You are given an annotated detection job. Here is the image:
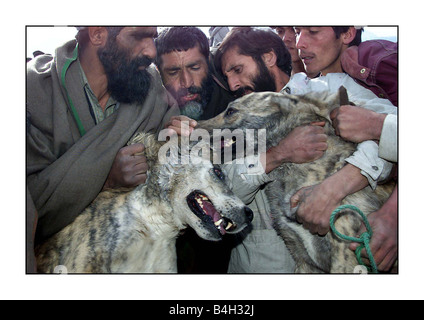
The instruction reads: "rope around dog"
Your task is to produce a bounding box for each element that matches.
[330,204,378,274]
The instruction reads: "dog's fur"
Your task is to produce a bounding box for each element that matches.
[35,133,252,273]
[198,88,395,273]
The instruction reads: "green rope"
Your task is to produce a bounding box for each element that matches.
[60,44,86,137]
[330,204,378,274]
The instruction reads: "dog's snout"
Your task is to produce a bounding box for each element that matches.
[244,207,254,222]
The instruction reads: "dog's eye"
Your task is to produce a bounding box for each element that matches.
[212,166,225,180]
[225,108,238,117]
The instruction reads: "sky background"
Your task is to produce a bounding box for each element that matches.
[26,26,398,58]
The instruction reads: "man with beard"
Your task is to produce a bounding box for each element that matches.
[210,27,329,273]
[155,27,234,121]
[215,27,328,172]
[155,27,236,273]
[26,26,179,258]
[215,27,291,97]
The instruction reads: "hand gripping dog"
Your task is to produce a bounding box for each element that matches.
[198,87,395,273]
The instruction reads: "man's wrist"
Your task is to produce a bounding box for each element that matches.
[324,164,369,201]
[265,146,288,173]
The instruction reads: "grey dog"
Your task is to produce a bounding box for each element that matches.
[35,133,253,273]
[198,88,395,273]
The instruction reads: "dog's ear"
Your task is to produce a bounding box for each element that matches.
[338,86,356,106]
[128,131,162,162]
[338,86,350,106]
[300,86,350,121]
[262,92,296,116]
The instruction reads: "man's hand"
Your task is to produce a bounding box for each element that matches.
[290,182,341,235]
[103,143,148,189]
[330,105,387,143]
[163,115,197,137]
[265,122,328,173]
[350,185,398,272]
[290,164,369,235]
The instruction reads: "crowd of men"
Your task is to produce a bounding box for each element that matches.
[26,26,398,273]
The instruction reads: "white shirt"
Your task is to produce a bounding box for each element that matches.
[282,72,398,188]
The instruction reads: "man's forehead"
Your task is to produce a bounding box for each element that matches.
[222,46,248,69]
[162,46,207,66]
[222,46,241,61]
[121,26,158,37]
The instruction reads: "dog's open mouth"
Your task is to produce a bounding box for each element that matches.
[187,190,237,236]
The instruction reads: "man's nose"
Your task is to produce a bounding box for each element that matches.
[180,70,194,88]
[142,40,157,60]
[227,76,241,92]
[296,32,306,50]
[284,31,295,45]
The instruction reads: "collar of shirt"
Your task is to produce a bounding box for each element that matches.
[78,60,120,124]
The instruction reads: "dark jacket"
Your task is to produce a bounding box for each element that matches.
[341,40,398,106]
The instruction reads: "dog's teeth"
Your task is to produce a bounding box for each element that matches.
[214,219,223,227]
[196,194,209,202]
[225,222,233,230]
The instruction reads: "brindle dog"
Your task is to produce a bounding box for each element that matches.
[198,88,395,273]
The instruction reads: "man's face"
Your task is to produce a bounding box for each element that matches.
[159,46,213,120]
[221,46,276,98]
[159,46,211,107]
[280,27,301,63]
[98,27,158,104]
[295,27,344,76]
[115,27,158,62]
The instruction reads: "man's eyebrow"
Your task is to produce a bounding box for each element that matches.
[164,59,205,71]
[186,59,205,68]
[224,64,239,73]
[164,66,181,72]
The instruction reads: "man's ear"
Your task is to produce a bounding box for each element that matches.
[340,27,357,46]
[261,50,277,68]
[87,27,108,47]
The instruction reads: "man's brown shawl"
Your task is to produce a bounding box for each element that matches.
[26,40,179,240]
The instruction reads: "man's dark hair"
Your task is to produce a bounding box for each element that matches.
[215,27,292,77]
[105,26,125,38]
[155,27,210,69]
[332,26,363,47]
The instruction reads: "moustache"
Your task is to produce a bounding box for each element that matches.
[176,85,202,98]
[234,86,255,98]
